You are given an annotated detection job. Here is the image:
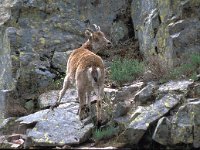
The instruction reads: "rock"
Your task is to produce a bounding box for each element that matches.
[0,27,14,90]
[0,117,17,135]
[152,117,172,145]
[16,50,56,100]
[158,80,194,95]
[118,93,182,144]
[17,102,94,147]
[153,98,200,148]
[38,89,78,109]
[168,18,200,65]
[0,136,15,149]
[112,101,130,118]
[131,0,200,66]
[25,100,35,112]
[0,134,25,149]
[0,90,6,121]
[106,82,144,103]
[0,89,27,118]
[188,82,200,98]
[110,20,129,45]
[134,82,158,105]
[171,98,200,148]
[52,51,72,73]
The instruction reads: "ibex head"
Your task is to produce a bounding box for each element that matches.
[85,24,112,52]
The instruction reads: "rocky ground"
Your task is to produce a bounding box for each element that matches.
[1,78,200,149]
[0,0,200,149]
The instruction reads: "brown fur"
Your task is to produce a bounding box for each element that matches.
[52,25,111,123]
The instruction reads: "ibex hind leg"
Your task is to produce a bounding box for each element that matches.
[96,86,104,128]
[51,75,72,110]
[77,91,89,120]
[86,91,92,117]
[76,81,89,120]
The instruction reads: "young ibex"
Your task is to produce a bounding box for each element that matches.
[51,24,112,124]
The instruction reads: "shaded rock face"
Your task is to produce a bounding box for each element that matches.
[131,0,200,66]
[153,98,200,148]
[0,0,133,116]
[117,93,182,144]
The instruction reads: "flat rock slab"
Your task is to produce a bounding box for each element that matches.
[118,93,182,144]
[38,89,78,109]
[158,80,193,94]
[16,102,94,147]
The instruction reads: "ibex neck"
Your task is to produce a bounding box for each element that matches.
[81,40,93,51]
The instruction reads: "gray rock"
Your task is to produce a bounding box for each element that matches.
[153,98,200,148]
[188,82,200,98]
[17,102,94,147]
[0,117,17,135]
[134,82,158,104]
[194,125,200,148]
[131,0,200,67]
[0,134,26,149]
[107,82,144,103]
[52,51,72,73]
[158,80,193,94]
[25,100,34,111]
[152,117,172,145]
[0,90,6,121]
[0,27,15,90]
[110,21,129,45]
[38,89,78,109]
[168,19,200,65]
[118,93,182,144]
[112,101,130,118]
[0,89,27,118]
[171,98,200,147]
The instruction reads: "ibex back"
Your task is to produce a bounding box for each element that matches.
[52,24,112,124]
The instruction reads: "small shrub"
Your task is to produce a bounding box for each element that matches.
[146,53,200,82]
[93,125,117,141]
[145,55,169,81]
[110,58,144,85]
[168,53,200,80]
[190,53,200,66]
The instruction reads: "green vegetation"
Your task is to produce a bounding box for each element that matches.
[93,125,118,141]
[109,53,200,85]
[167,53,200,80]
[110,58,144,85]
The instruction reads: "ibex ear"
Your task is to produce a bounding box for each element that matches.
[85,29,93,39]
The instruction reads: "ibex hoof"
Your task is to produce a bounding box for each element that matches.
[96,120,102,129]
[50,102,59,110]
[79,105,90,120]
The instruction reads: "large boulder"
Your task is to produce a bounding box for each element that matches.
[38,89,78,109]
[153,98,200,148]
[104,82,144,103]
[117,93,182,144]
[158,80,194,95]
[17,102,94,147]
[134,82,158,105]
[131,0,200,66]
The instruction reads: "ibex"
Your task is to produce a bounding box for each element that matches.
[51,24,112,124]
